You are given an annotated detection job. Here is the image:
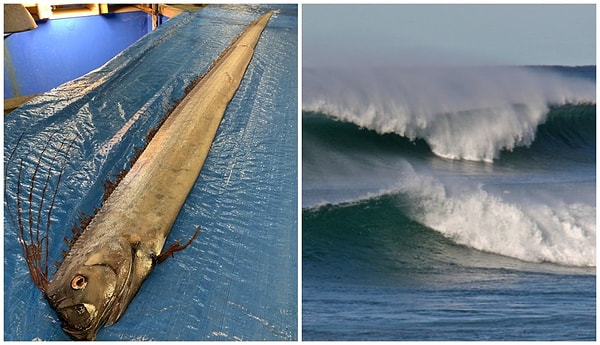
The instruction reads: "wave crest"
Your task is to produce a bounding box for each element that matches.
[402,174,596,266]
[303,66,595,162]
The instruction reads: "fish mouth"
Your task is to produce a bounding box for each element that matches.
[56,303,101,340]
[61,324,97,341]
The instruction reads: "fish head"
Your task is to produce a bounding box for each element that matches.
[45,237,135,340]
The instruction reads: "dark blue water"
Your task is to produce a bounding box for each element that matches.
[302,65,595,340]
[4,4,297,340]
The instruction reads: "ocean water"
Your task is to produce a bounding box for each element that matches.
[4,4,297,340]
[302,65,595,340]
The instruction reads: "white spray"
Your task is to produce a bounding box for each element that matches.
[396,169,596,267]
[303,66,595,162]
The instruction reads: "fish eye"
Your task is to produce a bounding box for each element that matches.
[70,275,87,290]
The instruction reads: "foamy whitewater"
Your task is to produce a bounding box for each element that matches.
[303,65,595,267]
[303,65,595,340]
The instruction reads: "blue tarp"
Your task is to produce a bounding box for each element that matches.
[4,4,298,340]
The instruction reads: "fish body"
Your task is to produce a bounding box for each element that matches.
[44,11,273,340]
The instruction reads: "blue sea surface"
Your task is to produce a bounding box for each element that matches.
[4,4,297,341]
[302,65,595,340]
[304,251,595,340]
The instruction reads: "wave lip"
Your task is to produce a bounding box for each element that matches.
[303,66,595,162]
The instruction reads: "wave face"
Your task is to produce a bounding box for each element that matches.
[303,65,595,268]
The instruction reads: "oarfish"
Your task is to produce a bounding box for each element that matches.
[42,11,273,340]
